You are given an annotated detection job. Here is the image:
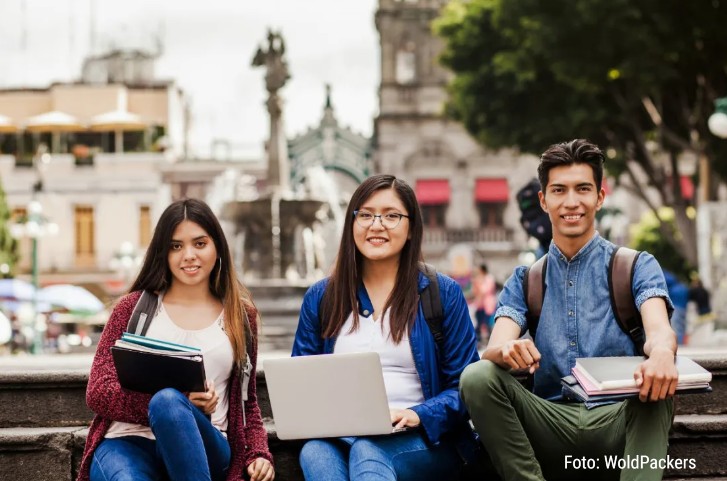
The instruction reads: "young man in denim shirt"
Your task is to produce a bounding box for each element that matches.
[460,139,678,481]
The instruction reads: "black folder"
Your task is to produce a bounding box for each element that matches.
[111,345,206,394]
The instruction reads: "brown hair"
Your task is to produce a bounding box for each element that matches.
[129,198,252,362]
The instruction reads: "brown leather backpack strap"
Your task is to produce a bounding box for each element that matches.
[523,254,547,338]
[608,247,644,353]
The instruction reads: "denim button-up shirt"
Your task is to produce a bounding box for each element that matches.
[292,271,479,444]
[495,233,673,401]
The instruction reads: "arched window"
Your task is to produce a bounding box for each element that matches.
[395,41,417,84]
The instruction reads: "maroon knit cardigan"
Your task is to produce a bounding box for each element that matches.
[77,291,273,481]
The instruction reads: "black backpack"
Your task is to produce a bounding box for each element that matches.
[418,263,445,351]
[523,247,645,354]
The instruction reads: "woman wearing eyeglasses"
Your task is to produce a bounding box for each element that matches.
[292,174,479,481]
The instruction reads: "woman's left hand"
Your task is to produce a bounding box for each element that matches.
[188,380,219,415]
[247,457,274,481]
[390,408,420,429]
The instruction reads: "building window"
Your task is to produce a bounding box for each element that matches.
[477,203,506,227]
[475,178,509,227]
[416,179,450,228]
[139,205,152,247]
[75,205,95,267]
[396,41,417,84]
[421,204,447,228]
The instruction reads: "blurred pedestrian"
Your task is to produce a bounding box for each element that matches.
[471,263,497,343]
[664,271,688,345]
[688,277,714,322]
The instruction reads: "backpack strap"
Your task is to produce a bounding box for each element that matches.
[127,290,161,335]
[418,262,445,351]
[608,247,644,354]
[523,254,547,339]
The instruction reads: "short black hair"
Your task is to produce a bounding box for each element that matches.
[537,139,604,193]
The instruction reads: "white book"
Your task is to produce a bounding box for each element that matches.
[574,356,712,391]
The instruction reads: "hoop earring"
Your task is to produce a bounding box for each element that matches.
[215,257,223,290]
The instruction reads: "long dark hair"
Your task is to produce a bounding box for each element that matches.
[129,198,253,362]
[321,175,424,344]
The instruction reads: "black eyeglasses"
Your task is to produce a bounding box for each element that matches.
[353,210,410,229]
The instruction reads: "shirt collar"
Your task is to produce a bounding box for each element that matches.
[549,231,601,263]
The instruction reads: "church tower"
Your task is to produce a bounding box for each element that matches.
[373,0,535,276]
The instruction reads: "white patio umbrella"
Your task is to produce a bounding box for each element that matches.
[25,111,86,152]
[90,110,146,153]
[0,114,17,133]
[39,284,105,315]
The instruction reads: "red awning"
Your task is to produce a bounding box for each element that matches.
[475,178,509,202]
[416,179,450,205]
[680,175,694,200]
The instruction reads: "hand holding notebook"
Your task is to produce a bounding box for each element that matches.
[564,355,711,404]
[111,333,206,394]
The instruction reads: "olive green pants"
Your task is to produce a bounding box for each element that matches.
[460,360,673,481]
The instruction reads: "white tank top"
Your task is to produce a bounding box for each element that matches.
[105,299,233,440]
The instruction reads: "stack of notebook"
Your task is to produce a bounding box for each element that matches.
[111,333,206,394]
[562,355,712,403]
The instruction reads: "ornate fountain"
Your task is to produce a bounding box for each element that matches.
[221,31,328,348]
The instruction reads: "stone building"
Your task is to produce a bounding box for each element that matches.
[373,0,538,281]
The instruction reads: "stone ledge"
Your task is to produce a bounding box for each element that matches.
[2,413,726,481]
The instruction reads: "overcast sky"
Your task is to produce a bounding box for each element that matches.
[0,0,380,158]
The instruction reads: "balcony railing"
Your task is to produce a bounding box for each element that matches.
[423,226,514,246]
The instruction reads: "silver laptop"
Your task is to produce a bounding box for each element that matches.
[264,352,398,440]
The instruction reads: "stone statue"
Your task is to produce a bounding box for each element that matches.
[252,29,290,94]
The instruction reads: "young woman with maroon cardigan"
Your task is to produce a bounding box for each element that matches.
[77,199,274,481]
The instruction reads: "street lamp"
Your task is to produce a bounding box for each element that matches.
[9,200,58,353]
[109,241,142,291]
[707,97,727,139]
[697,97,727,205]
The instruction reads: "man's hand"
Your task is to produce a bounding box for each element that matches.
[247,457,274,481]
[501,339,541,373]
[188,380,219,415]
[634,347,678,402]
[390,408,420,429]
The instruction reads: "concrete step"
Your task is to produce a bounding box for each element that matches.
[1,415,725,481]
[2,356,725,429]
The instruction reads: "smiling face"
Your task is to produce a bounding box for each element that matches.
[538,163,604,250]
[353,188,410,265]
[167,220,218,290]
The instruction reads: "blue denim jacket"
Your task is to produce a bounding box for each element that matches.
[495,233,674,401]
[292,271,479,445]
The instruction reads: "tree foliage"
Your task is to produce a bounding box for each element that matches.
[630,208,693,281]
[435,0,727,267]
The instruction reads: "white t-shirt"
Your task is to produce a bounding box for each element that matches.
[333,308,424,410]
[105,298,234,439]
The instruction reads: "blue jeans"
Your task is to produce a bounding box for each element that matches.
[90,388,230,481]
[299,430,462,481]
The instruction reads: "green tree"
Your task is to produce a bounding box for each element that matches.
[0,176,18,277]
[629,208,692,281]
[435,0,727,268]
